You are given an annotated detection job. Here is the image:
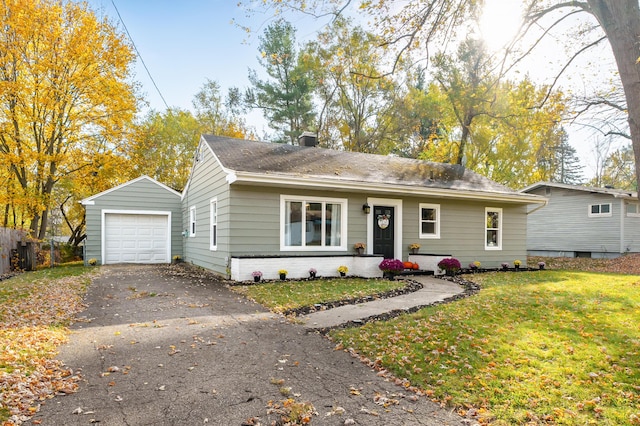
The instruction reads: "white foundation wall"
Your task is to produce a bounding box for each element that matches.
[408,254,452,276]
[231,256,385,281]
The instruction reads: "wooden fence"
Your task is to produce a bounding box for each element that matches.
[0,228,30,274]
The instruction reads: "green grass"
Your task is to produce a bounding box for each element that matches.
[330,271,640,425]
[0,262,91,304]
[231,277,407,313]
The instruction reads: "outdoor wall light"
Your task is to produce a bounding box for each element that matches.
[362,203,371,214]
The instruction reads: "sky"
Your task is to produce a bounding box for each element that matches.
[87,0,623,179]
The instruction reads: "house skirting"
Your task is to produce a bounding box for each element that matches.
[230,255,384,281]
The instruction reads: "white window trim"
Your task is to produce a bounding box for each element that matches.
[485,207,502,250]
[588,203,612,218]
[189,206,196,237]
[280,194,348,251]
[419,203,440,239]
[210,198,217,250]
[626,202,640,217]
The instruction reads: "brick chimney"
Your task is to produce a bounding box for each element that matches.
[298,132,318,147]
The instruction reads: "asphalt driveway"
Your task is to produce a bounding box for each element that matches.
[30,264,466,426]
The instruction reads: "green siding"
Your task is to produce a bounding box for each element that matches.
[84,177,182,265]
[182,141,231,275]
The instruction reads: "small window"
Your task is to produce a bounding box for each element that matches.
[419,203,440,238]
[189,206,196,237]
[485,207,502,250]
[589,203,612,217]
[627,202,640,217]
[210,199,217,250]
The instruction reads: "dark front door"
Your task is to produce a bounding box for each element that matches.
[373,205,395,259]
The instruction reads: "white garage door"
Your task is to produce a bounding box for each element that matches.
[104,213,170,264]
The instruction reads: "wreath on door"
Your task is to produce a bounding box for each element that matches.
[377,214,390,229]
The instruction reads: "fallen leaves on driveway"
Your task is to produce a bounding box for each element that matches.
[1,273,91,425]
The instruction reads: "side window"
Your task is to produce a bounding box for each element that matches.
[485,207,502,250]
[189,206,196,237]
[210,199,217,250]
[628,203,640,217]
[419,203,440,238]
[589,203,612,217]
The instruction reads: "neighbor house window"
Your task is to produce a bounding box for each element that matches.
[627,202,640,217]
[419,203,440,238]
[281,195,346,250]
[485,207,502,250]
[589,203,611,217]
[189,206,196,237]
[210,199,217,250]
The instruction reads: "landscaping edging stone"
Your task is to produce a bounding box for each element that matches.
[283,279,424,317]
[311,275,481,334]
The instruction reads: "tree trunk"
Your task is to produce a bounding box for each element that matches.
[587,0,640,194]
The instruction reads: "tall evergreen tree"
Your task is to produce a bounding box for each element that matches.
[549,130,584,185]
[245,20,315,144]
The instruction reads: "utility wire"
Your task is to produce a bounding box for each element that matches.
[111,0,170,110]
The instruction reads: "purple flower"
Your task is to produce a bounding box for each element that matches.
[251,271,263,277]
[437,258,461,272]
[378,258,405,272]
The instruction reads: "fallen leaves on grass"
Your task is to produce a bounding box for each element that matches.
[0,273,91,425]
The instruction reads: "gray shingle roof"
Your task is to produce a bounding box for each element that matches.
[203,135,519,195]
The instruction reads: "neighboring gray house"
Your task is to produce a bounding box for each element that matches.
[81,176,183,264]
[83,135,545,280]
[521,181,640,258]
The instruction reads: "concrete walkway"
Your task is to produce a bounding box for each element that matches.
[302,275,465,330]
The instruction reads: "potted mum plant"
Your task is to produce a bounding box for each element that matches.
[408,243,421,254]
[278,269,288,280]
[514,259,522,270]
[468,261,481,272]
[337,265,348,277]
[538,261,546,270]
[353,242,365,256]
[378,258,404,279]
[309,268,317,279]
[437,257,461,276]
[251,271,262,282]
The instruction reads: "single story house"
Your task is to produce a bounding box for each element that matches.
[82,135,545,280]
[520,181,640,258]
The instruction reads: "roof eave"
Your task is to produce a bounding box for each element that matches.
[228,172,546,204]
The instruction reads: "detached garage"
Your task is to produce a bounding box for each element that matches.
[82,176,183,265]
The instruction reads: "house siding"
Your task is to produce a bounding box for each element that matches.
[526,187,622,256]
[193,184,528,270]
[623,200,640,253]
[403,197,527,267]
[84,178,182,265]
[182,142,230,275]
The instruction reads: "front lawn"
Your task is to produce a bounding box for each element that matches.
[231,277,407,313]
[330,271,640,425]
[0,264,93,423]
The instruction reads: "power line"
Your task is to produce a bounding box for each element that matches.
[111,0,170,110]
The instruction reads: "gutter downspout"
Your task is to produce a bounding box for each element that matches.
[526,198,549,215]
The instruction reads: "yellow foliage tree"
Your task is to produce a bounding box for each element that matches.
[0,0,137,239]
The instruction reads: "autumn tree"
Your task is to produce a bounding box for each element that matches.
[0,0,137,239]
[241,1,640,191]
[245,19,315,144]
[129,80,249,191]
[301,18,405,153]
[193,79,248,138]
[128,109,203,191]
